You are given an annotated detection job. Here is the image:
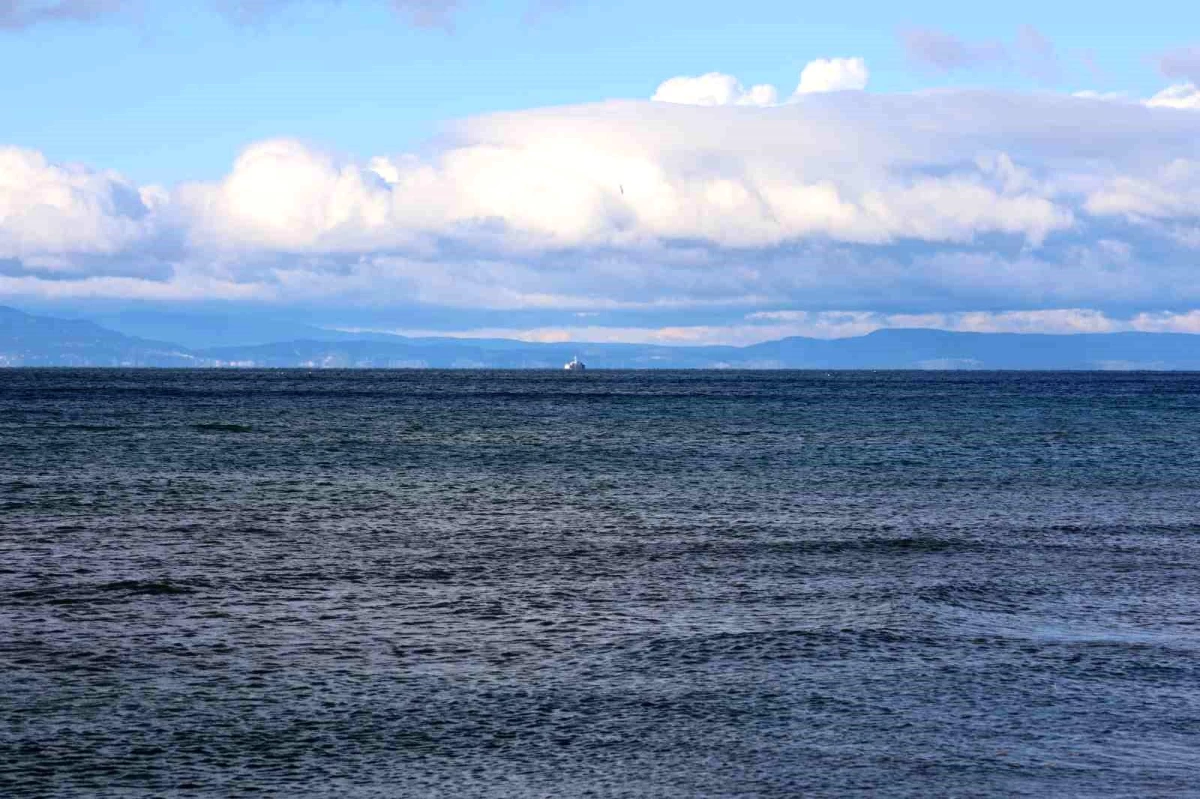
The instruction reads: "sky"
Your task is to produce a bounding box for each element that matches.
[2,0,1200,344]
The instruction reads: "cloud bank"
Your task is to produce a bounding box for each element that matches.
[3,88,1200,328]
[350,309,1200,347]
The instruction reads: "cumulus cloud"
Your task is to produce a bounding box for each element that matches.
[1146,83,1200,110]
[0,146,164,264]
[4,90,1200,319]
[176,139,410,252]
[794,58,869,94]
[180,103,1072,254]
[653,57,868,108]
[651,73,778,107]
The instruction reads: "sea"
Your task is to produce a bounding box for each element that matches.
[2,369,1198,798]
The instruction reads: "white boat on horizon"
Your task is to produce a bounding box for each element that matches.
[564,356,586,371]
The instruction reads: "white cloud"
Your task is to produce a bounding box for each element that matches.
[177,139,408,252]
[201,135,1064,252]
[345,323,759,345]
[794,57,869,95]
[0,146,164,264]
[0,270,268,301]
[1074,84,1199,111]
[652,56,867,108]
[175,94,1070,255]
[4,89,1200,316]
[1085,159,1200,219]
[1072,90,1130,102]
[347,308,1200,346]
[736,307,1200,340]
[1146,83,1200,110]
[1128,310,1200,333]
[651,72,778,107]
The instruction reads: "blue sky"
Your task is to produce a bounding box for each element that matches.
[2,0,1200,342]
[3,0,1195,182]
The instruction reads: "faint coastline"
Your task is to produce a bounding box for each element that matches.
[2,305,1200,370]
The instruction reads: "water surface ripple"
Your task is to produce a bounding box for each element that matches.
[2,370,1199,797]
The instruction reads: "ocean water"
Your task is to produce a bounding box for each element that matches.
[2,369,1199,798]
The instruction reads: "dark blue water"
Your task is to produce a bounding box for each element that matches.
[2,370,1199,797]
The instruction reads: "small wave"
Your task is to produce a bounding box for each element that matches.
[854,536,966,554]
[398,568,456,581]
[685,536,979,558]
[916,582,1035,612]
[45,424,123,432]
[5,578,196,605]
[192,423,253,433]
[96,579,194,596]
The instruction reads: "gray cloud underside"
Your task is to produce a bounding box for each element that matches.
[1160,45,1200,83]
[901,25,1060,81]
[2,90,1200,315]
[213,0,460,28]
[901,27,1008,71]
[0,0,122,29]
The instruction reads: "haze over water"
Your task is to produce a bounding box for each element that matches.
[2,369,1199,797]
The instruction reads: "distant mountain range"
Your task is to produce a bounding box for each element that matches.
[2,305,1198,369]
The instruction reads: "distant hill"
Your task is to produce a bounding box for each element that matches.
[79,309,368,349]
[0,306,199,367]
[741,328,1200,370]
[1,305,1198,369]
